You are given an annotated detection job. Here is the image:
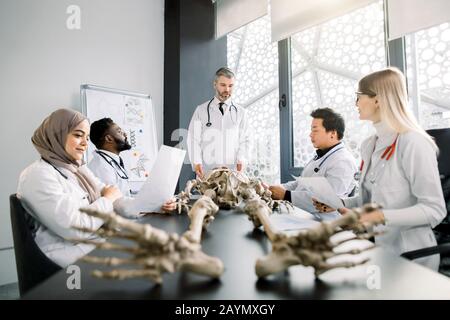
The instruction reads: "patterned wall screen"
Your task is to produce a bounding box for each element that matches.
[291,1,386,167]
[227,1,449,186]
[406,22,450,130]
[228,15,280,184]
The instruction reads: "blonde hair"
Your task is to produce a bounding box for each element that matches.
[358,67,436,149]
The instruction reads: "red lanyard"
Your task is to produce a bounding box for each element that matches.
[359,135,399,171]
[381,135,399,160]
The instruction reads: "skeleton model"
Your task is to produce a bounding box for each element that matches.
[75,168,383,283]
[240,187,382,277]
[175,168,292,213]
[74,196,223,284]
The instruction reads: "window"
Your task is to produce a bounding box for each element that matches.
[228,15,280,184]
[291,1,386,167]
[405,22,450,129]
[227,1,447,184]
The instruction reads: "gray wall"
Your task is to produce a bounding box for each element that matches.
[0,0,164,285]
[164,0,227,190]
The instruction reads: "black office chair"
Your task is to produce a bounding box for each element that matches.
[401,128,450,276]
[9,194,62,296]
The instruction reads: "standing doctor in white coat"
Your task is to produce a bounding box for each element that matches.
[315,68,446,270]
[187,67,250,178]
[269,108,358,217]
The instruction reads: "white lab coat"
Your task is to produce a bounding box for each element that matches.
[17,159,139,267]
[343,124,446,269]
[283,143,358,219]
[88,149,131,197]
[187,97,250,172]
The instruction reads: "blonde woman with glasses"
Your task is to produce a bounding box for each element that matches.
[315,67,446,270]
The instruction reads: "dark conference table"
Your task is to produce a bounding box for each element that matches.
[24,209,450,299]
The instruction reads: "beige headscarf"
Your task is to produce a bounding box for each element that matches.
[32,108,100,203]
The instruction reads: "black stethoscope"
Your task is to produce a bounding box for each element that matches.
[205,97,238,127]
[96,150,129,180]
[306,144,345,173]
[41,157,68,179]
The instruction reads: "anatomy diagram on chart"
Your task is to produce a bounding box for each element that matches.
[126,128,146,150]
[86,88,157,182]
[129,130,137,148]
[124,97,146,126]
[130,152,150,178]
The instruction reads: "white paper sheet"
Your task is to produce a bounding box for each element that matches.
[133,145,186,212]
[296,176,344,209]
[270,214,320,232]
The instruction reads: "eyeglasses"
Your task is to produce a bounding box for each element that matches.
[355,91,376,102]
[355,91,376,97]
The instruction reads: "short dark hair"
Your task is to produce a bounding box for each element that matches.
[90,118,114,149]
[310,108,345,140]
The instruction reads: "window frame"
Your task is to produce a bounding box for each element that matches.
[278,0,407,182]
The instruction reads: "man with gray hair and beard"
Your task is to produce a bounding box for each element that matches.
[187,67,250,178]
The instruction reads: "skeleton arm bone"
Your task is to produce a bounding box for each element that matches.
[183,194,219,243]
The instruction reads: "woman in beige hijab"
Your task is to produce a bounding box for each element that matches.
[17,108,132,267]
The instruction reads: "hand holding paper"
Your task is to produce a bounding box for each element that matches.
[296,176,344,210]
[134,145,186,213]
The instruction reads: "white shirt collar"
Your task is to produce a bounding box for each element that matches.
[97,149,121,163]
[373,121,397,148]
[213,96,233,106]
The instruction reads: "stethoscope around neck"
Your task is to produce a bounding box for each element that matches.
[306,144,345,174]
[96,150,129,180]
[205,97,238,127]
[41,157,68,179]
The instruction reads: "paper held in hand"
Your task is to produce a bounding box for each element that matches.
[296,176,344,209]
[134,145,186,212]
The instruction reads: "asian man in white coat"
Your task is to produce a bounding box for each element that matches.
[187,67,250,178]
[269,108,358,218]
